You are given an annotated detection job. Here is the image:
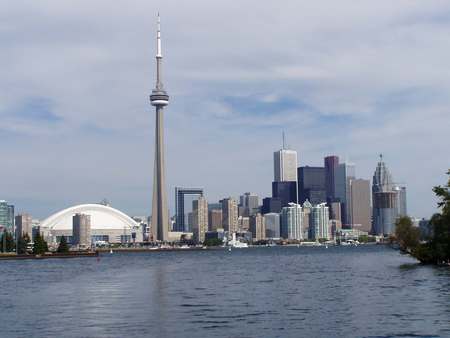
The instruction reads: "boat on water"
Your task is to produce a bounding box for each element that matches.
[226,233,249,248]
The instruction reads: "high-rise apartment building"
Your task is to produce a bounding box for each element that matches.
[72,213,91,248]
[238,216,250,231]
[250,213,265,241]
[221,198,238,233]
[349,179,371,232]
[264,213,280,239]
[324,155,339,202]
[280,203,303,240]
[192,196,208,243]
[302,200,312,239]
[15,213,32,238]
[394,185,407,217]
[274,149,298,182]
[310,203,330,240]
[334,162,356,226]
[0,200,14,234]
[298,166,327,205]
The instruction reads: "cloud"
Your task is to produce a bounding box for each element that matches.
[1,0,449,219]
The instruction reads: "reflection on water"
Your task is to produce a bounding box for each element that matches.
[0,245,449,338]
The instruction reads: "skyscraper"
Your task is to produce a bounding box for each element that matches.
[324,155,339,202]
[372,155,398,236]
[334,162,356,227]
[150,15,170,242]
[0,200,14,234]
[239,192,259,216]
[208,209,223,231]
[264,213,280,239]
[272,181,297,208]
[274,149,298,182]
[175,187,204,232]
[394,185,407,217]
[280,203,303,240]
[221,198,238,233]
[192,196,208,243]
[310,203,330,240]
[349,179,371,232]
[250,213,265,241]
[298,166,327,205]
[15,213,32,239]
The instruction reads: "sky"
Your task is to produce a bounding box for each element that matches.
[1,0,449,220]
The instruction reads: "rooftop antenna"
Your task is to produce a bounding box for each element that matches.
[379,153,383,162]
[282,131,286,150]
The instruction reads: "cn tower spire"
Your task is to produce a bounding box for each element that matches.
[150,13,169,242]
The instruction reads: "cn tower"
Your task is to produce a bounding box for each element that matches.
[150,14,169,242]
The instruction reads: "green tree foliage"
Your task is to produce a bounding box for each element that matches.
[33,232,48,255]
[395,216,420,252]
[203,238,223,247]
[0,231,15,253]
[400,170,450,264]
[57,235,70,254]
[17,233,30,255]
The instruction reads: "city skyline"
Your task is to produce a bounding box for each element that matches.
[1,1,449,219]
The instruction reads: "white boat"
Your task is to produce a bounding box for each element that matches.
[227,233,248,248]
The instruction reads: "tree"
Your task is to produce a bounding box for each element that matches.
[17,233,30,255]
[0,231,15,253]
[57,235,70,254]
[395,216,420,253]
[33,232,48,255]
[203,238,223,247]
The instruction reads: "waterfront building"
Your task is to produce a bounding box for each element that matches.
[264,213,280,239]
[15,213,32,238]
[372,155,398,236]
[334,162,356,227]
[175,187,204,232]
[250,213,265,241]
[280,203,303,240]
[221,198,238,233]
[150,15,170,242]
[192,196,208,243]
[41,203,142,245]
[238,216,250,231]
[261,197,282,214]
[208,209,222,231]
[274,148,298,182]
[324,155,339,202]
[298,166,327,205]
[349,178,371,232]
[272,181,297,208]
[329,219,342,239]
[72,213,91,248]
[0,200,14,234]
[310,203,330,240]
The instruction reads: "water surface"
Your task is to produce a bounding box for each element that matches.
[0,245,449,338]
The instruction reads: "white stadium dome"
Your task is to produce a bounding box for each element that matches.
[41,203,139,231]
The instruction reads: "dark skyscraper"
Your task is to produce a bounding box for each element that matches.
[272,182,297,208]
[262,197,282,214]
[324,155,339,202]
[298,166,326,205]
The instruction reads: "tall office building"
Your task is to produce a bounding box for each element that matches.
[274,149,298,182]
[272,181,297,208]
[0,200,14,234]
[280,203,303,240]
[208,209,222,231]
[175,187,203,232]
[239,192,259,216]
[334,162,356,227]
[372,155,398,235]
[150,15,170,242]
[192,196,208,243]
[310,203,330,240]
[72,213,91,247]
[238,216,250,231]
[394,185,407,217]
[298,166,327,205]
[329,201,342,223]
[261,197,282,214]
[324,155,339,202]
[221,198,238,233]
[264,213,280,239]
[15,213,32,238]
[349,179,371,232]
[250,213,265,241]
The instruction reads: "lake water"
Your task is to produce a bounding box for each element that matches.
[0,245,449,338]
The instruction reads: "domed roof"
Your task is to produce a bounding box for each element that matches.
[40,204,139,231]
